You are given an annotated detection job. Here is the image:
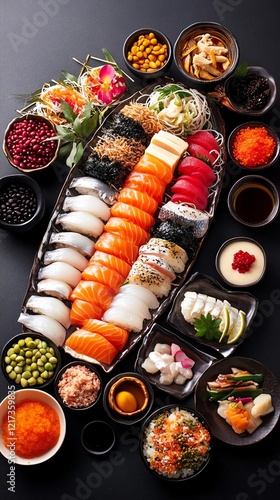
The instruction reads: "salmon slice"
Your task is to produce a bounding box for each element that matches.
[117,188,158,216]
[124,171,166,202]
[104,217,149,246]
[89,251,131,278]
[70,299,103,326]
[135,154,173,184]
[94,232,139,265]
[82,318,129,350]
[65,329,118,364]
[111,202,154,231]
[70,280,114,309]
[81,262,124,293]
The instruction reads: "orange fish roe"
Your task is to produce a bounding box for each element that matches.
[232,126,276,167]
[2,400,60,458]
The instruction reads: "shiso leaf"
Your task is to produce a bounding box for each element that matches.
[193,313,222,341]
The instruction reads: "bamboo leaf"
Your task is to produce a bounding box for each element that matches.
[66,142,77,168]
[61,70,78,83]
[58,142,73,158]
[74,141,84,165]
[81,111,99,138]
[60,99,77,123]
[72,116,83,137]
[82,102,93,120]
[102,48,122,74]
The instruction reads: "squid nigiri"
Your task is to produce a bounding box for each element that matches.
[17,312,66,346]
[117,283,159,309]
[25,295,71,329]
[38,261,81,288]
[37,278,72,300]
[102,306,145,333]
[43,247,89,272]
[63,194,111,221]
[56,211,104,238]
[108,294,152,320]
[49,231,95,257]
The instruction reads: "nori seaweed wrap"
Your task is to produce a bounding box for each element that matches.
[150,219,199,259]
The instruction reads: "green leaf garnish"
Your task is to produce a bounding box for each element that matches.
[193,313,222,341]
[60,99,78,124]
[61,70,78,83]
[234,62,248,79]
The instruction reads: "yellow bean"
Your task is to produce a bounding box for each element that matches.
[150,38,157,45]
[131,45,138,55]
[149,61,157,69]
[158,54,166,62]
[136,51,143,58]
[132,63,140,70]
[148,54,156,62]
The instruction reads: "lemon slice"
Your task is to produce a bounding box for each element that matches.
[227,310,247,344]
[219,307,230,342]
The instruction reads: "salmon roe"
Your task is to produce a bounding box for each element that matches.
[232,126,276,167]
[232,250,256,273]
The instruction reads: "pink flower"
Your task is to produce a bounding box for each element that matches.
[86,65,127,105]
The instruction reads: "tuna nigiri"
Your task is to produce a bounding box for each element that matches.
[49,231,95,257]
[81,262,124,293]
[117,188,158,216]
[70,299,103,326]
[82,319,129,350]
[43,247,89,272]
[18,312,66,346]
[94,232,139,266]
[90,251,131,278]
[111,202,154,231]
[124,171,166,202]
[38,261,82,288]
[56,211,104,238]
[65,329,118,364]
[104,217,149,246]
[25,295,71,328]
[63,194,111,221]
[134,154,173,184]
[70,280,114,309]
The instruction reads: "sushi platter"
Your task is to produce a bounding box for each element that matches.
[18,77,229,373]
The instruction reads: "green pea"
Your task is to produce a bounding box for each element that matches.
[21,378,28,388]
[8,371,17,380]
[49,347,55,355]
[44,362,53,371]
[15,374,21,385]
[13,344,20,354]
[35,352,41,360]
[15,355,25,363]
[7,348,14,357]
[24,337,33,344]
[41,341,47,348]
[10,361,16,368]
[25,350,33,358]
[25,358,32,365]
[10,353,17,361]
[39,348,47,355]
[17,360,25,367]
[41,371,49,379]
[30,363,37,372]
[22,371,32,379]
[41,355,47,363]
[37,359,44,367]
[6,366,13,374]
[46,352,52,359]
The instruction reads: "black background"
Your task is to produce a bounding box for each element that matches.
[1,1,280,499]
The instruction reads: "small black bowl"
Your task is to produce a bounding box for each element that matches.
[1,332,61,390]
[54,360,103,410]
[81,420,116,455]
[173,22,239,91]
[0,174,45,232]
[123,28,172,80]
[139,404,212,480]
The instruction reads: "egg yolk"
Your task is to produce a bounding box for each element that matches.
[115,391,138,413]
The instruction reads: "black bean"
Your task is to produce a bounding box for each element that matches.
[0,182,37,225]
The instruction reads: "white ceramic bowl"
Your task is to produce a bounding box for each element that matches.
[0,388,66,465]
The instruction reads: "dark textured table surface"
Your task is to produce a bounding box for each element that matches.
[1,1,280,499]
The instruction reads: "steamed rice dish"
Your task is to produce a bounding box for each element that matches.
[142,407,211,479]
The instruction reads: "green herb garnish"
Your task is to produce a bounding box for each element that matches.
[193,313,222,341]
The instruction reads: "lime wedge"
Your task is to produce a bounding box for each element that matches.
[219,307,230,342]
[227,310,247,344]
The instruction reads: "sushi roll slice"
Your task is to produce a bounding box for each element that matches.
[139,237,188,274]
[37,278,72,300]
[38,261,82,288]
[69,176,118,205]
[56,211,104,238]
[49,231,95,257]
[150,219,199,259]
[43,247,89,272]
[25,295,71,329]
[84,153,129,190]
[17,312,66,346]
[62,195,111,221]
[125,260,173,298]
[104,113,149,145]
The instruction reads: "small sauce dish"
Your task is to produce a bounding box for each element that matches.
[216,237,267,287]
[81,420,115,455]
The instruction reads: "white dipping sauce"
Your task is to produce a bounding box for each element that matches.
[218,239,265,286]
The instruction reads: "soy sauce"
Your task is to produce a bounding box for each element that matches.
[234,184,274,224]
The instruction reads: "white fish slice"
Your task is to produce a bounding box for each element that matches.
[17,312,66,346]
[210,299,224,319]
[49,231,95,257]
[117,284,159,309]
[43,247,88,272]
[181,291,197,322]
[37,279,72,301]
[102,306,144,333]
[56,211,104,238]
[190,296,207,322]
[69,176,118,205]
[26,295,71,329]
[63,194,111,221]
[203,296,216,315]
[38,261,81,288]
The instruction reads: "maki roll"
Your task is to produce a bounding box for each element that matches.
[104,113,150,146]
[83,153,128,190]
[150,219,199,259]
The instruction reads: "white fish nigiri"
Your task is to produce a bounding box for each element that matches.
[37,279,72,300]
[69,176,118,205]
[43,247,88,272]
[102,306,145,333]
[18,312,66,346]
[63,195,111,221]
[50,231,95,257]
[139,238,188,273]
[126,260,172,298]
[117,284,159,309]
[56,211,104,238]
[38,261,81,288]
[108,295,152,320]
[25,295,71,329]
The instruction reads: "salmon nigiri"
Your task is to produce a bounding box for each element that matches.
[111,202,154,231]
[135,154,173,184]
[104,217,149,246]
[117,188,158,216]
[94,232,139,265]
[89,251,131,278]
[65,329,118,364]
[124,171,166,202]
[70,280,114,309]
[81,262,124,293]
[70,299,103,326]
[82,318,129,350]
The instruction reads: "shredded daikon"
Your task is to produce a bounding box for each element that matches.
[144,84,212,136]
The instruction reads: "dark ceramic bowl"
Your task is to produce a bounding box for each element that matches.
[139,404,212,480]
[227,175,280,227]
[227,121,280,170]
[81,420,116,455]
[216,237,267,287]
[224,66,277,116]
[1,332,61,390]
[173,22,239,91]
[3,113,60,173]
[54,360,103,410]
[0,174,45,232]
[123,28,172,79]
